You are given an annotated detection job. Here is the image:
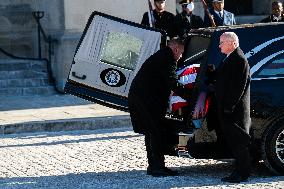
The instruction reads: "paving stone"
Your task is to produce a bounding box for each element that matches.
[0,128,282,189]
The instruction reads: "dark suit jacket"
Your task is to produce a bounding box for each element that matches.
[204,9,236,27]
[215,47,251,133]
[260,14,284,23]
[175,12,204,38]
[141,10,175,38]
[128,47,187,133]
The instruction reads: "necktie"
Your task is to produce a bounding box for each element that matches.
[219,12,222,18]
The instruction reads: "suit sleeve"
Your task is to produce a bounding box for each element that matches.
[203,12,212,27]
[223,58,250,112]
[166,13,176,38]
[174,15,185,38]
[196,16,205,28]
[141,12,150,26]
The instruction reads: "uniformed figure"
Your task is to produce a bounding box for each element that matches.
[175,0,204,38]
[204,0,236,27]
[141,0,176,38]
[128,39,187,177]
[216,32,251,183]
[261,1,284,23]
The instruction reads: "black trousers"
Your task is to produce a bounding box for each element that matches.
[145,131,165,169]
[128,94,166,169]
[220,113,251,176]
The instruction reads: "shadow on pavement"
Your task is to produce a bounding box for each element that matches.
[0,163,282,189]
[0,127,137,148]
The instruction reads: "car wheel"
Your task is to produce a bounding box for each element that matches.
[261,117,284,175]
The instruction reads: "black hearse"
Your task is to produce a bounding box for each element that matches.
[65,11,284,174]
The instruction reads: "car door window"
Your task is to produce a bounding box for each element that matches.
[183,36,210,66]
[65,12,166,110]
[100,32,143,71]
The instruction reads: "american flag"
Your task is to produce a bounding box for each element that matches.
[169,64,200,112]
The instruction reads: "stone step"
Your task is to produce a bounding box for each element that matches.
[0,70,49,79]
[0,86,57,96]
[0,78,52,88]
[0,59,46,71]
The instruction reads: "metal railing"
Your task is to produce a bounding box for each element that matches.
[0,11,59,91]
[32,11,57,84]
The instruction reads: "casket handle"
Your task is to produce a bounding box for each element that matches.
[72,72,86,80]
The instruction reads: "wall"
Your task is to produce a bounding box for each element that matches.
[0,0,64,58]
[63,0,176,31]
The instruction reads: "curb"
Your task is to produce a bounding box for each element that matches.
[0,115,132,134]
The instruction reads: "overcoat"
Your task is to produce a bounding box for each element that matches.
[128,47,187,134]
[215,47,251,143]
[214,47,251,175]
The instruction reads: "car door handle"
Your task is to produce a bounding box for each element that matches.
[72,71,86,80]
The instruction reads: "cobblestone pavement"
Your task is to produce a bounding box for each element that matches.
[0,127,283,189]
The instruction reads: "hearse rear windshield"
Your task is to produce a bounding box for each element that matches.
[182,35,211,66]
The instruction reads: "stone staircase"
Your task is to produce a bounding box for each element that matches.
[0,59,58,96]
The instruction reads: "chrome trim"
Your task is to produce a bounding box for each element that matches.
[276,129,284,164]
[251,77,284,81]
[184,49,207,63]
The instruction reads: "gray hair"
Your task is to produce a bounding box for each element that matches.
[221,32,239,47]
[168,38,184,47]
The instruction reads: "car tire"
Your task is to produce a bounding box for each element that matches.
[261,117,284,175]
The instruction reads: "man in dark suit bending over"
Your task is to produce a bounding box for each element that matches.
[128,39,188,177]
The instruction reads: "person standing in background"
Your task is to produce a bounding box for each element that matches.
[203,0,236,27]
[175,0,204,38]
[141,0,176,38]
[261,1,284,22]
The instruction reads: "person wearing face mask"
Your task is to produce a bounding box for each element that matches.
[141,0,176,38]
[261,1,284,22]
[204,0,236,27]
[175,0,204,38]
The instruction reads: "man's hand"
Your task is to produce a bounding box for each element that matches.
[192,92,207,119]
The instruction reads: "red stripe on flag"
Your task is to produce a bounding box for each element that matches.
[172,101,189,112]
[179,67,200,77]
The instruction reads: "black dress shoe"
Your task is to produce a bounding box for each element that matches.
[221,172,249,183]
[163,167,179,176]
[146,166,152,175]
[147,166,179,177]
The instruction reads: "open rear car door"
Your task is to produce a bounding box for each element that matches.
[65,11,167,111]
